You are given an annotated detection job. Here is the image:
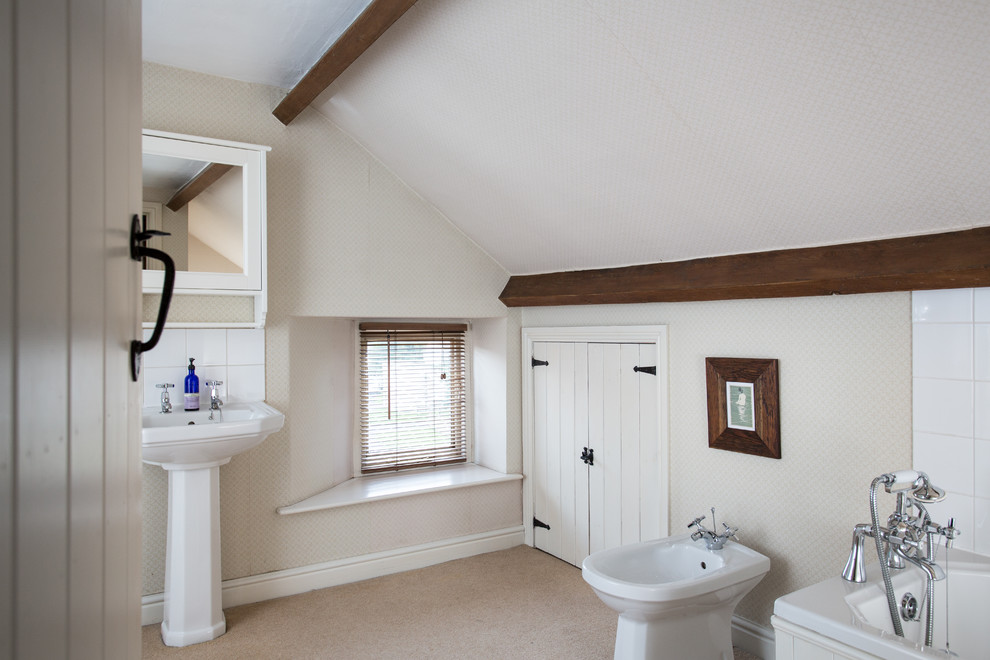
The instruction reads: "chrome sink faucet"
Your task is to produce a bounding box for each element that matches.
[156,383,174,413]
[688,508,739,551]
[205,380,223,421]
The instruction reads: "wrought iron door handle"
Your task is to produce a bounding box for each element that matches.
[129,214,174,381]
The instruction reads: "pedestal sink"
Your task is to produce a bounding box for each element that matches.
[142,401,284,647]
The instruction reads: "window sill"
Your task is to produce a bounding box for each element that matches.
[277,464,522,515]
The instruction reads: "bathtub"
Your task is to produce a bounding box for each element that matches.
[772,546,989,659]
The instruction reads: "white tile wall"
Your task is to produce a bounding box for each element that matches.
[912,289,989,556]
[141,327,266,409]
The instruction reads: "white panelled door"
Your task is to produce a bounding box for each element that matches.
[4,0,142,656]
[532,341,661,568]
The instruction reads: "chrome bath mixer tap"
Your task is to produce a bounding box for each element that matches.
[841,470,958,646]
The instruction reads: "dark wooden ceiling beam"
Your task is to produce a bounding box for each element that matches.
[165,162,234,212]
[273,0,418,126]
[499,227,990,307]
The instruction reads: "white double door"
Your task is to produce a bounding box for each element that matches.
[532,341,662,568]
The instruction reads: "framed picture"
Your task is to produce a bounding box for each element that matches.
[726,381,756,431]
[705,358,780,459]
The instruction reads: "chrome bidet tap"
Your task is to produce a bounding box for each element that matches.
[688,509,738,551]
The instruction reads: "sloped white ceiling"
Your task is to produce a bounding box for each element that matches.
[146,0,990,276]
[143,0,373,88]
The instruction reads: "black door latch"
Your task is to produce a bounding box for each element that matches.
[580,447,594,466]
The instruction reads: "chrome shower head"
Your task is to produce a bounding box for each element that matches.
[911,471,946,503]
[880,469,946,503]
[882,470,922,493]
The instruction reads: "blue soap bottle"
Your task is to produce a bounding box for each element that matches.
[184,358,200,410]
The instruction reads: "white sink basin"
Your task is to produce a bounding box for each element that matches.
[141,400,284,647]
[142,401,284,468]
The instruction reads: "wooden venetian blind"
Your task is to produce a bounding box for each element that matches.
[359,323,468,473]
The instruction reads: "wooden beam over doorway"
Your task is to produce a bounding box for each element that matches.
[273,0,418,126]
[498,227,990,307]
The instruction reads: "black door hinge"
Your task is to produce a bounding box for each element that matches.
[533,517,550,531]
[532,357,549,368]
[633,365,656,375]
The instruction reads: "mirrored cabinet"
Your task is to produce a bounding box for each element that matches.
[142,129,271,327]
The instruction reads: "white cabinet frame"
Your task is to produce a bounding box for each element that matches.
[142,130,271,327]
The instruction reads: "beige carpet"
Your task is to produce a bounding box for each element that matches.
[142,545,762,659]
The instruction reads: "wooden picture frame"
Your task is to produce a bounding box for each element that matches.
[705,357,780,459]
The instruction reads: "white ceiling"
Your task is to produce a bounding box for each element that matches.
[144,0,990,276]
[143,0,373,89]
[142,153,208,195]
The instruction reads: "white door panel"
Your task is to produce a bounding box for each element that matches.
[556,342,577,566]
[600,343,622,551]
[3,0,142,655]
[532,342,549,552]
[587,343,606,557]
[533,340,661,568]
[573,345,590,564]
[544,341,561,560]
[619,344,642,547]
[639,344,662,541]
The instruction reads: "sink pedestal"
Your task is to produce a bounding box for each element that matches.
[141,401,285,647]
[161,461,228,647]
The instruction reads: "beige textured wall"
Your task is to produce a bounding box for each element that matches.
[141,63,914,632]
[522,293,913,626]
[141,63,518,595]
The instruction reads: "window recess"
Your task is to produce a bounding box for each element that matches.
[359,322,468,474]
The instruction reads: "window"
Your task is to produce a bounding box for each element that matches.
[358,323,468,473]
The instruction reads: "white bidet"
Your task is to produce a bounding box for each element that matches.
[582,532,770,659]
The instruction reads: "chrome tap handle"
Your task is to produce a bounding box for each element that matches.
[205,380,224,420]
[156,383,174,413]
[942,517,959,548]
[688,514,739,549]
[205,381,224,408]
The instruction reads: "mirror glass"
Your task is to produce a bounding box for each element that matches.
[142,153,244,274]
[141,130,269,294]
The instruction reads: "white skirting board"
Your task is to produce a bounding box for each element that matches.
[142,526,525,626]
[732,614,776,660]
[143,525,775,660]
